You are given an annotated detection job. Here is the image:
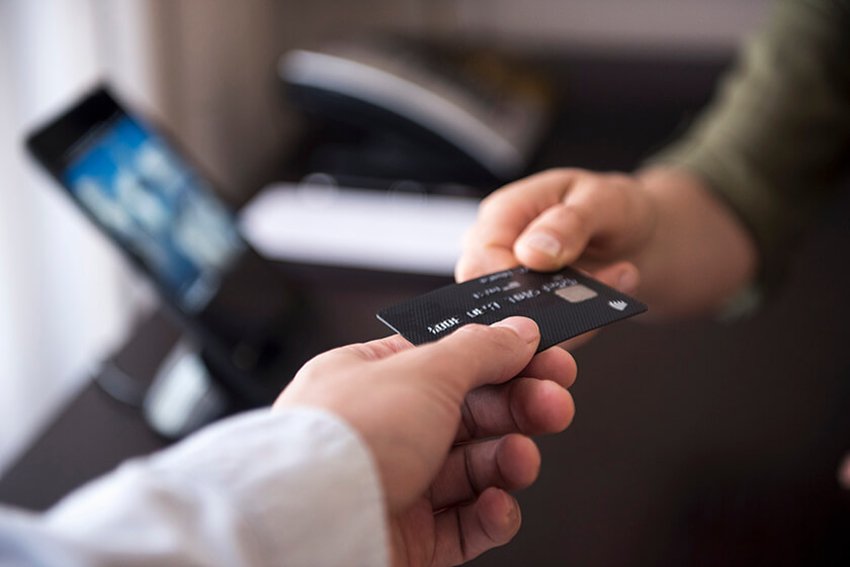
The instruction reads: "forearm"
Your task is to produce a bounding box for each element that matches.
[634,166,758,320]
[645,0,850,299]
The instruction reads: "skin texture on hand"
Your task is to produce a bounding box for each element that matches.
[840,453,850,491]
[275,317,576,566]
[456,167,757,321]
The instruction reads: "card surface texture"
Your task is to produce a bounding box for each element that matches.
[377,266,647,351]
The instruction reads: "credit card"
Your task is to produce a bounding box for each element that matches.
[377,266,647,351]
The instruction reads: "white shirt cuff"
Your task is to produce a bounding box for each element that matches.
[46,407,390,567]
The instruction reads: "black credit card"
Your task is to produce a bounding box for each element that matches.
[377,266,647,351]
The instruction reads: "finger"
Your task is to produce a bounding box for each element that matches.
[342,334,414,361]
[429,434,539,509]
[455,169,582,281]
[554,330,598,351]
[514,174,646,269]
[432,487,522,565]
[514,203,593,270]
[549,261,641,352]
[455,223,521,283]
[456,378,574,443]
[454,245,519,283]
[582,260,641,296]
[520,347,577,389]
[475,170,581,247]
[838,453,850,490]
[394,317,541,396]
[292,334,414,381]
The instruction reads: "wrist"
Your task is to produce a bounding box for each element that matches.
[634,166,758,319]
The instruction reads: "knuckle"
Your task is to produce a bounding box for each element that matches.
[576,175,607,196]
[455,323,493,343]
[299,353,326,373]
[539,167,581,181]
[460,226,478,250]
[453,324,515,369]
[562,204,590,234]
[479,190,507,217]
[292,355,325,383]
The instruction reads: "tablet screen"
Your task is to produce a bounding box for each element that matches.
[63,114,245,311]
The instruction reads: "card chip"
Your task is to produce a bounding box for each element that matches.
[555,284,598,303]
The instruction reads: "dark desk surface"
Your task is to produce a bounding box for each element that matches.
[0,312,177,510]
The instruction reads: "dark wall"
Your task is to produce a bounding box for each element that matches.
[472,52,850,566]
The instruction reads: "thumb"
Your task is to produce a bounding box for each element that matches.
[400,317,541,396]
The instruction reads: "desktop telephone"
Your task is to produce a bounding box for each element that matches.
[279,37,553,190]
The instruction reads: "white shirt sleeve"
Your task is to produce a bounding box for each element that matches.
[0,407,390,567]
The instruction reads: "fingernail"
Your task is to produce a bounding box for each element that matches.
[519,232,561,258]
[493,317,539,344]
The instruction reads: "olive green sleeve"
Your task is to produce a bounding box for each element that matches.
[649,0,850,288]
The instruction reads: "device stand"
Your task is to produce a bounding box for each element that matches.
[141,337,231,439]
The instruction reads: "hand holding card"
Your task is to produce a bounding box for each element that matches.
[378,266,647,352]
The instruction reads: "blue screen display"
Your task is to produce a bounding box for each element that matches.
[64,115,244,311]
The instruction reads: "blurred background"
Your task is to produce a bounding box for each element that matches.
[2,0,849,565]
